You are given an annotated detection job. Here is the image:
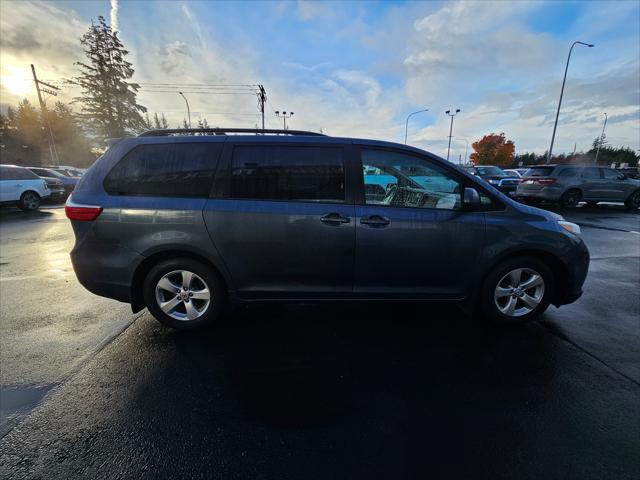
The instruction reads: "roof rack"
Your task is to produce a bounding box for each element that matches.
[138,128,325,137]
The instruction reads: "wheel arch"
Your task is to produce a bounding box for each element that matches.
[130,249,231,313]
[477,248,570,307]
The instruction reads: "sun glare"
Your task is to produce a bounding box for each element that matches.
[1,69,32,96]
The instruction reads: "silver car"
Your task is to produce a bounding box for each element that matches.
[517,165,640,209]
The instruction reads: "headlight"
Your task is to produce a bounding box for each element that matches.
[488,179,500,184]
[558,220,581,235]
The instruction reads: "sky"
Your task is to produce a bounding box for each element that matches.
[1,0,639,160]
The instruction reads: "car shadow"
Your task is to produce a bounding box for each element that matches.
[0,207,56,222]
[135,303,557,431]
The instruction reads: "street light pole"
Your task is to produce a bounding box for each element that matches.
[275,111,294,130]
[404,108,429,144]
[594,112,607,165]
[546,41,594,163]
[445,109,460,162]
[178,91,191,128]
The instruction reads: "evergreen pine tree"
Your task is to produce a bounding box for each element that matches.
[72,16,147,140]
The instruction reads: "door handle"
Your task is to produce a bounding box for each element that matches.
[320,213,351,224]
[360,215,390,227]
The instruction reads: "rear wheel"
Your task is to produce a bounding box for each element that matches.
[559,189,581,209]
[624,190,640,210]
[143,257,225,330]
[480,256,555,324]
[18,191,40,211]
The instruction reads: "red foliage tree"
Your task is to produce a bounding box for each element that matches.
[470,133,515,166]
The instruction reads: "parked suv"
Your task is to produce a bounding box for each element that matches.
[516,165,640,209]
[0,165,50,211]
[464,165,521,196]
[28,167,78,195]
[66,128,589,330]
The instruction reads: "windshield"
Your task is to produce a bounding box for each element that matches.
[476,166,506,176]
[524,167,555,177]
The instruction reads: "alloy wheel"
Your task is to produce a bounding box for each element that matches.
[494,268,545,317]
[154,270,211,321]
[23,193,39,210]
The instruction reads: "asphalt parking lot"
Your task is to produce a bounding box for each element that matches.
[0,204,638,479]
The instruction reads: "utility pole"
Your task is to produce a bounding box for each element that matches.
[275,111,294,130]
[31,64,60,166]
[445,109,460,162]
[257,85,266,130]
[594,112,607,165]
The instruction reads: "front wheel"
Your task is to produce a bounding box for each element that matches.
[624,190,640,210]
[18,191,40,211]
[143,257,226,330]
[480,257,555,324]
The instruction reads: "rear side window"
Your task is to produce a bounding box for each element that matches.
[104,143,222,197]
[524,167,555,177]
[230,146,345,202]
[581,167,601,179]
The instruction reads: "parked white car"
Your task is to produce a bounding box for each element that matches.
[0,165,51,211]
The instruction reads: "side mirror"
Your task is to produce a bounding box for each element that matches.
[463,187,481,207]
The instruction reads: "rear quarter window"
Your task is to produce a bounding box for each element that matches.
[104,143,222,197]
[524,167,555,177]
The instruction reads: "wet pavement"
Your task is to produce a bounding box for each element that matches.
[0,204,638,479]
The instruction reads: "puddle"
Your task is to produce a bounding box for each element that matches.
[0,384,56,437]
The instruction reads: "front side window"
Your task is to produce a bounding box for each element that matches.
[602,168,622,180]
[361,149,461,210]
[230,146,345,202]
[104,143,222,196]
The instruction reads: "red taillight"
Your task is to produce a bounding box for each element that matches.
[65,197,102,221]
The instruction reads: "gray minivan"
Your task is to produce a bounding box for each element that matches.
[66,128,589,330]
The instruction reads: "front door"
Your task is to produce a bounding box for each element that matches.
[203,143,355,298]
[600,168,628,201]
[354,147,485,299]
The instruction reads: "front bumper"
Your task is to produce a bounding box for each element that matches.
[555,237,590,307]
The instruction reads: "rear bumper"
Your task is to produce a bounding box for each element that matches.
[516,186,563,201]
[70,239,142,304]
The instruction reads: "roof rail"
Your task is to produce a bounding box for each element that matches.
[138,128,325,137]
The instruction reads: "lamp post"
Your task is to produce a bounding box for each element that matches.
[404,108,429,144]
[275,111,294,130]
[594,112,607,165]
[178,91,191,129]
[457,137,469,165]
[445,109,460,162]
[546,41,594,163]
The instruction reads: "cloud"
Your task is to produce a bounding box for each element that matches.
[1,0,637,157]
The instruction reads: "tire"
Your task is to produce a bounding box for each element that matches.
[559,189,581,209]
[479,256,555,324]
[143,257,226,330]
[624,190,640,210]
[18,191,41,211]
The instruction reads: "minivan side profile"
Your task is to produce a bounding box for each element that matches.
[66,129,589,330]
